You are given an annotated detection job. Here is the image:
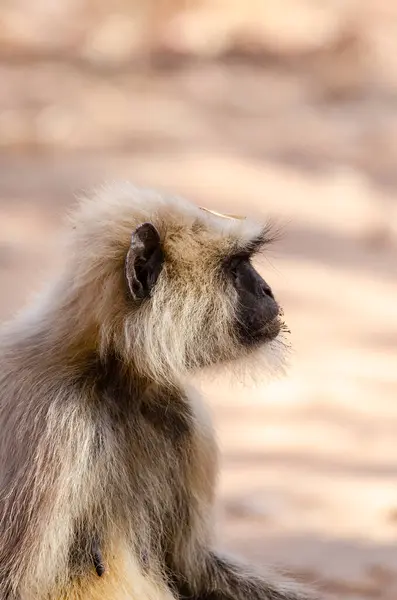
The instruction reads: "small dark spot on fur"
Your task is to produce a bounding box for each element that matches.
[92,538,106,577]
[68,522,100,577]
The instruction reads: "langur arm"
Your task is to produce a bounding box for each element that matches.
[173,551,319,600]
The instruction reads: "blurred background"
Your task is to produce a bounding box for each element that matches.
[1,1,397,598]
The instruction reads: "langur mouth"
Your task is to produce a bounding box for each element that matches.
[239,316,284,347]
[260,316,283,341]
[259,315,290,343]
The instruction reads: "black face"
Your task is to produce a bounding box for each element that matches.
[226,254,280,346]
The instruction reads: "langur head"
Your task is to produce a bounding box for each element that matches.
[66,183,289,384]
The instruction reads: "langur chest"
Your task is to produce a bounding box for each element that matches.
[124,391,218,529]
[100,388,218,561]
[137,394,218,500]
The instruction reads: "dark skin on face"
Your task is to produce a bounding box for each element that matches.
[225,253,280,346]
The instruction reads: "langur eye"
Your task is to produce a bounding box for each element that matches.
[228,254,249,278]
[230,260,241,278]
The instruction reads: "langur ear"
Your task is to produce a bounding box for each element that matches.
[125,223,164,300]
